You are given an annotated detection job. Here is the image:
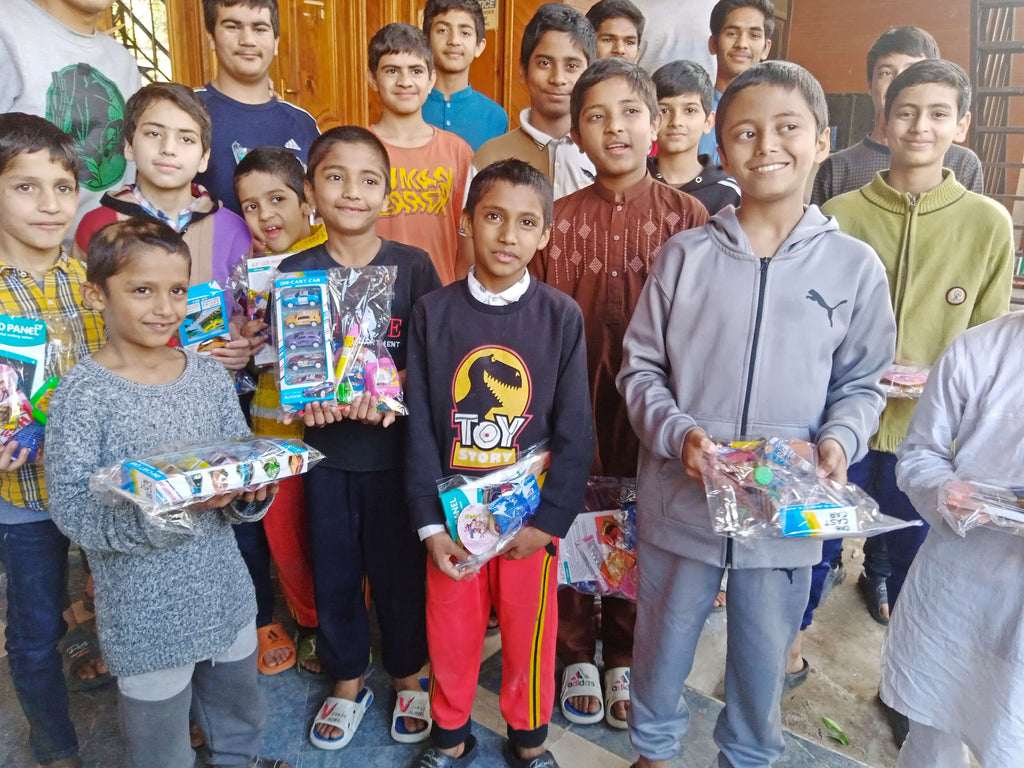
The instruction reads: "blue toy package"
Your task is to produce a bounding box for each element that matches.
[178,282,231,355]
[272,271,336,413]
[436,443,550,571]
[0,316,52,461]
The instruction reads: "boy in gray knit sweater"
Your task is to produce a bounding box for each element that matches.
[44,218,290,768]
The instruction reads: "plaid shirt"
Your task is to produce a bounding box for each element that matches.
[0,251,104,511]
[131,183,206,232]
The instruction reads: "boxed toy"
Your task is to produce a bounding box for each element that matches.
[242,254,290,367]
[0,315,52,461]
[179,282,231,355]
[90,437,324,532]
[437,443,550,570]
[273,271,335,412]
[700,437,920,539]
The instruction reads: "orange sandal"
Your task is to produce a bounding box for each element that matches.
[256,623,296,675]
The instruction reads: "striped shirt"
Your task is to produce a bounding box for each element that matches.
[0,251,104,510]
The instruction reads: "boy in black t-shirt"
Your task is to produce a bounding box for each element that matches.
[279,126,441,751]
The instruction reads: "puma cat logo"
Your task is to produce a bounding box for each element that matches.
[806,289,848,327]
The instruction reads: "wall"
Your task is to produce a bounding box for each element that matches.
[786,0,972,93]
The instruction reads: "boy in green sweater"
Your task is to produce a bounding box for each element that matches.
[820,58,1013,744]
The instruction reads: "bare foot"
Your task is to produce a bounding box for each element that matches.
[879,601,891,621]
[611,699,630,721]
[189,721,205,749]
[636,757,670,768]
[712,590,727,609]
[262,645,292,669]
[786,629,805,675]
[567,693,601,715]
[515,744,547,761]
[315,677,364,741]
[394,673,428,734]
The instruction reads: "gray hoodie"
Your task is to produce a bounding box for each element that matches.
[617,206,896,568]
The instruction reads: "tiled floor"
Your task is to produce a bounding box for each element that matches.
[0,559,872,768]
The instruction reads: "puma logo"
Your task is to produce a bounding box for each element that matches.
[806,289,847,327]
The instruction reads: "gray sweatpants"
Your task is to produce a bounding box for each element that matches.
[117,622,266,768]
[629,541,810,767]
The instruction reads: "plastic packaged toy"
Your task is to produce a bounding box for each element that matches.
[436,443,550,570]
[179,282,232,355]
[272,271,335,413]
[558,477,638,600]
[89,437,324,533]
[331,266,406,414]
[227,255,291,368]
[937,479,1024,537]
[881,364,930,399]
[701,437,921,539]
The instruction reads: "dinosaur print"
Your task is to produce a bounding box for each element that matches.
[456,354,523,419]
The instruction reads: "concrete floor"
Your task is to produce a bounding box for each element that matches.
[0,544,898,768]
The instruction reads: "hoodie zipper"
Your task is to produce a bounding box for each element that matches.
[740,257,770,437]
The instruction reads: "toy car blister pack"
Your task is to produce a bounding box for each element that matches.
[437,443,550,570]
[558,477,638,600]
[179,281,232,355]
[89,437,325,533]
[937,479,1024,537]
[701,437,920,539]
[272,271,335,412]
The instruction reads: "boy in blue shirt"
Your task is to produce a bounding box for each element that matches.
[618,61,895,767]
[422,0,508,151]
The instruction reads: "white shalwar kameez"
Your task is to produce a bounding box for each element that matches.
[886,312,1024,767]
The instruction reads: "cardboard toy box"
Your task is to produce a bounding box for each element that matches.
[179,282,231,354]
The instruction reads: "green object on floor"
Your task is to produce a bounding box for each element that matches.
[822,716,850,746]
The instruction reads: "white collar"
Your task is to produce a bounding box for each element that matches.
[467,267,531,305]
[518,109,574,147]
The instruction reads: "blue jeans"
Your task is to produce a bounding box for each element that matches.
[0,519,78,764]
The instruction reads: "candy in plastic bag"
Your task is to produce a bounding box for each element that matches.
[89,437,324,533]
[881,363,930,400]
[701,437,921,539]
[937,479,1024,537]
[436,443,550,571]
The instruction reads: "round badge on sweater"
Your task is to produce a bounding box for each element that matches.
[946,287,967,305]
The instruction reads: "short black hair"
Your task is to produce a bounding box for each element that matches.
[86,218,191,293]
[305,126,392,197]
[866,26,939,83]
[423,0,485,42]
[124,83,213,152]
[465,159,553,228]
[585,0,645,44]
[709,0,775,39]
[652,60,714,114]
[520,3,597,72]
[884,58,971,120]
[570,56,658,135]
[233,146,306,202]
[369,23,433,74]
[202,0,280,37]
[0,113,80,183]
[715,60,827,148]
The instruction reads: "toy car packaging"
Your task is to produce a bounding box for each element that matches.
[436,442,550,571]
[881,363,930,400]
[89,437,325,533]
[0,315,62,461]
[558,477,638,600]
[330,266,406,415]
[179,282,232,355]
[272,271,335,413]
[701,437,920,539]
[937,479,1024,537]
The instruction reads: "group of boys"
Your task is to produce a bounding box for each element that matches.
[0,0,1015,767]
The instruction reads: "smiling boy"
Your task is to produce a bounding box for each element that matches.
[194,0,319,214]
[531,57,707,731]
[421,0,508,151]
[472,3,597,201]
[618,61,895,767]
[697,0,774,163]
[369,23,473,285]
[821,59,1013,745]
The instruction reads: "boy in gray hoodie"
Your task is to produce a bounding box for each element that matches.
[617,61,896,768]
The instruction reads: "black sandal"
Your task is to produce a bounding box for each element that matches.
[857,573,889,625]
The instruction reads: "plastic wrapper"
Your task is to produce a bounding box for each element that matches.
[89,437,324,534]
[436,442,550,571]
[937,479,1024,537]
[227,255,290,368]
[881,363,930,399]
[558,477,638,599]
[272,266,406,418]
[701,437,922,539]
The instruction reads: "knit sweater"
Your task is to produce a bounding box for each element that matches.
[822,170,1013,453]
[45,352,271,677]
